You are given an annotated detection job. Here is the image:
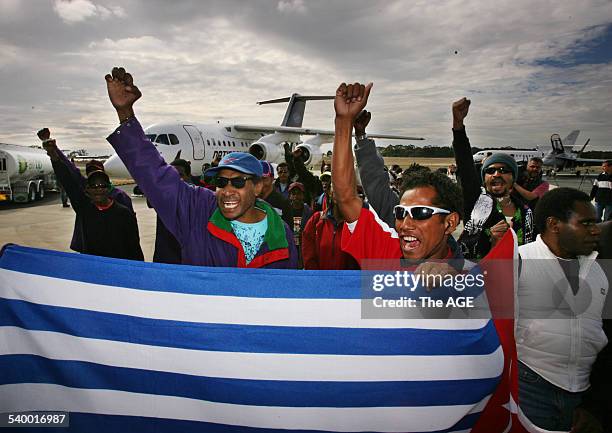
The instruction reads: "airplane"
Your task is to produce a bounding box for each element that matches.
[104,94,424,179]
[541,131,604,172]
[473,148,545,164]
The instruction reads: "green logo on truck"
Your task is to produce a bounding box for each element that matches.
[18,157,28,174]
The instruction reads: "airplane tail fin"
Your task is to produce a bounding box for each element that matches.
[576,138,590,156]
[562,130,580,148]
[257,94,334,127]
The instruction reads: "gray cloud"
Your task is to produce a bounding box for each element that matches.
[0,0,611,153]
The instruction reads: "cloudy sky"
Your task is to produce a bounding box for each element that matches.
[1,0,611,153]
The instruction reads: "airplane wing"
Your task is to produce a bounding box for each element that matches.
[553,155,604,165]
[232,124,424,141]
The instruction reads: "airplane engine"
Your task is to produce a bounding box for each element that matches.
[295,143,323,168]
[248,140,283,163]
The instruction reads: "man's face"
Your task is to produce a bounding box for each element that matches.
[483,163,514,197]
[395,186,456,260]
[602,162,611,175]
[277,166,289,183]
[215,168,262,223]
[526,160,542,178]
[289,188,305,209]
[86,175,111,205]
[448,164,456,174]
[321,176,331,195]
[557,201,600,257]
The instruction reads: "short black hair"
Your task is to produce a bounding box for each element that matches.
[400,167,464,220]
[529,157,543,164]
[171,158,192,176]
[604,160,612,165]
[277,162,288,169]
[534,187,591,233]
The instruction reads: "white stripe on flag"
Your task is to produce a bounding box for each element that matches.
[0,269,490,330]
[0,327,504,382]
[0,383,491,432]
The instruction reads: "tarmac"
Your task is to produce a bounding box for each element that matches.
[0,174,598,262]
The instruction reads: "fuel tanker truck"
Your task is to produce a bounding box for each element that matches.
[0,143,57,203]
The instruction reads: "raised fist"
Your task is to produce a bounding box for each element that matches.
[334,82,372,121]
[104,67,142,116]
[452,97,471,128]
[354,110,371,136]
[37,128,50,141]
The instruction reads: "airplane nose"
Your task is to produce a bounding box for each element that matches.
[103,154,131,179]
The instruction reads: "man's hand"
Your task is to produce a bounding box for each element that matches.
[452,97,471,129]
[571,407,603,433]
[42,139,59,161]
[104,67,142,122]
[37,128,50,142]
[490,219,510,246]
[334,82,373,122]
[292,147,305,164]
[354,110,371,137]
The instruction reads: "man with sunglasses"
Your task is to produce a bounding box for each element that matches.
[41,138,144,260]
[451,97,534,259]
[37,128,135,254]
[104,67,297,268]
[331,82,463,264]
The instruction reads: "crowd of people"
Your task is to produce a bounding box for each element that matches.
[37,68,610,432]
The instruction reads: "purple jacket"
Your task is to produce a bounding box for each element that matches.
[107,118,297,268]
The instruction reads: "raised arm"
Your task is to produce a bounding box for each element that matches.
[353,109,398,227]
[38,128,86,187]
[332,82,372,223]
[42,140,88,213]
[104,67,215,242]
[451,97,481,216]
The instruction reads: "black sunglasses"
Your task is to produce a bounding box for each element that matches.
[393,205,451,221]
[484,166,512,175]
[215,176,253,189]
[87,183,110,189]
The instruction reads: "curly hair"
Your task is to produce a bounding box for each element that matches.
[534,187,591,233]
[400,167,464,220]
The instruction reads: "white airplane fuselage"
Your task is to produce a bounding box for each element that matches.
[104,122,300,178]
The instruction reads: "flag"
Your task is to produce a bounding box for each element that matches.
[0,235,522,433]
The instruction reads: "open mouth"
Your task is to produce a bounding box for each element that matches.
[222,200,239,210]
[401,235,421,251]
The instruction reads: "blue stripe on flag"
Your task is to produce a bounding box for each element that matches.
[0,245,361,298]
[0,299,500,356]
[0,354,500,408]
[19,412,482,433]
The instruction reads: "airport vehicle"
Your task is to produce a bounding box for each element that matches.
[0,143,56,203]
[104,94,424,178]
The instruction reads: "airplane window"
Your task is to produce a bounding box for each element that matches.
[146,134,157,142]
[207,139,210,146]
[223,141,226,146]
[232,141,235,147]
[155,134,170,145]
[169,134,179,145]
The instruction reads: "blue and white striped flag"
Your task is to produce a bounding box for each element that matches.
[0,244,506,432]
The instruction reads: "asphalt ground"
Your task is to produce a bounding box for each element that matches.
[0,174,597,262]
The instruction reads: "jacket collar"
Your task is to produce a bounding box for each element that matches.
[209,199,288,251]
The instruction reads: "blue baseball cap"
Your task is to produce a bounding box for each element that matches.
[260,161,275,178]
[205,152,263,177]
